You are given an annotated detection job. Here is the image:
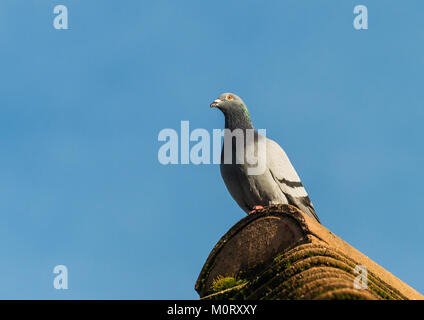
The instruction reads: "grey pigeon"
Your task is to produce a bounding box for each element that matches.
[210,93,320,223]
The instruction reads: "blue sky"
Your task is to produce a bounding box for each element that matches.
[0,0,423,299]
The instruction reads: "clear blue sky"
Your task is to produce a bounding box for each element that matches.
[0,0,423,299]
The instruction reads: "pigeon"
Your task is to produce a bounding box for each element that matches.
[210,92,320,223]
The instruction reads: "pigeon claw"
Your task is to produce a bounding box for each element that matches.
[249,205,264,214]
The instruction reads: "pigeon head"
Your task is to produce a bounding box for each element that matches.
[210,93,253,130]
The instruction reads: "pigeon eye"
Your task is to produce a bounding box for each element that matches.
[227,95,233,100]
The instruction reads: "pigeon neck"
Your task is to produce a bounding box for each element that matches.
[224,110,254,131]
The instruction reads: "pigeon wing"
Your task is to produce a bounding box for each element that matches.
[265,138,320,223]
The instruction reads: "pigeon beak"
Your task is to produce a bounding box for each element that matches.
[210,99,222,108]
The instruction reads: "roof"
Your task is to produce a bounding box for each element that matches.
[195,204,423,300]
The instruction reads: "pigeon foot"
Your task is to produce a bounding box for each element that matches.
[249,205,264,214]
